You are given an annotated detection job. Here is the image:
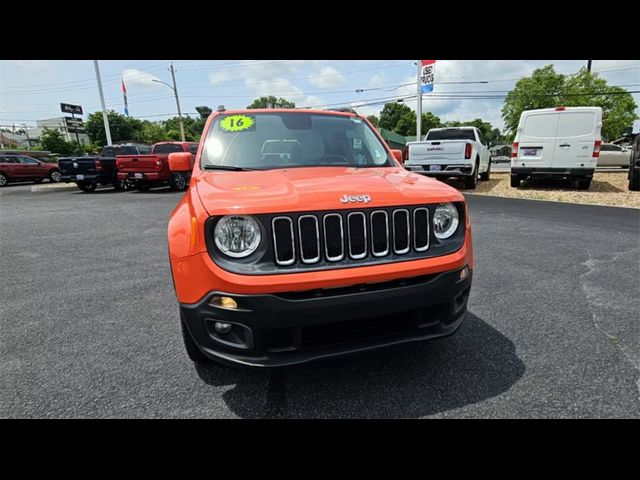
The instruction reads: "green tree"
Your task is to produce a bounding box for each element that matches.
[39,128,76,155]
[366,115,379,127]
[501,65,566,136]
[421,112,444,135]
[140,120,169,144]
[195,105,213,119]
[247,96,295,109]
[163,116,205,141]
[561,69,638,141]
[379,102,413,131]
[85,110,144,146]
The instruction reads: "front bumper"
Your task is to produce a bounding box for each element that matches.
[180,266,472,367]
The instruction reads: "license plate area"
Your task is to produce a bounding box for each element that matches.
[522,148,542,157]
[129,173,144,179]
[429,165,442,171]
[76,174,84,180]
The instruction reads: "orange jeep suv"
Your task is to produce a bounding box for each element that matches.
[167,108,473,367]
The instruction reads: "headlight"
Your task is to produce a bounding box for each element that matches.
[433,203,459,239]
[214,215,261,258]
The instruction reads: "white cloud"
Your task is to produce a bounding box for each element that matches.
[7,60,51,71]
[365,74,386,89]
[121,68,161,87]
[308,66,346,88]
[208,70,238,86]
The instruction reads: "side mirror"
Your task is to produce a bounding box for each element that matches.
[169,152,193,172]
[390,149,403,164]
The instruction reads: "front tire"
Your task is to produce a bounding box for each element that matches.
[77,181,97,193]
[49,169,61,183]
[180,317,211,363]
[170,173,188,191]
[0,172,8,187]
[510,174,521,188]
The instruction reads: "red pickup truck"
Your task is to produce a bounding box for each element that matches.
[116,141,199,191]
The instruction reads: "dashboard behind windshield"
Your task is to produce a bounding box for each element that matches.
[200,112,393,170]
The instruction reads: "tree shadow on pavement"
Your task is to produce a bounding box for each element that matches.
[194,313,525,418]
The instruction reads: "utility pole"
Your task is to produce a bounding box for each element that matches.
[587,60,592,72]
[93,60,113,146]
[169,63,186,142]
[23,124,30,150]
[416,61,422,142]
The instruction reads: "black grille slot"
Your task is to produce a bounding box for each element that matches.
[323,214,344,261]
[370,211,389,256]
[298,215,320,263]
[272,217,295,265]
[392,209,410,254]
[413,208,429,251]
[347,212,366,259]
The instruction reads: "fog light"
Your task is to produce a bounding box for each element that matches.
[214,322,233,334]
[209,296,238,309]
[459,266,470,280]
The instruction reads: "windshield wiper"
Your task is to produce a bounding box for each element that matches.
[202,165,258,171]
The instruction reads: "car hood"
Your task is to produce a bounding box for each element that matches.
[195,166,464,216]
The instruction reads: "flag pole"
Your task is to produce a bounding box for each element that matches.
[416,61,422,142]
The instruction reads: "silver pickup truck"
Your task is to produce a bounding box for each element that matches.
[404,127,492,189]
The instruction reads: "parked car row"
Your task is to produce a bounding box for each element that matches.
[58,141,198,192]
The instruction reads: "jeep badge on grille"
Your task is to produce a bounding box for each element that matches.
[340,194,371,203]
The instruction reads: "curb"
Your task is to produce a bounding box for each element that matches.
[31,183,77,193]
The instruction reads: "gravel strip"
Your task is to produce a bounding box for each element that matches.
[456,171,639,209]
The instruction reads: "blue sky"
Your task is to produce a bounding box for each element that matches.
[1,60,639,133]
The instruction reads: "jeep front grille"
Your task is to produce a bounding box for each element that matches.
[272,207,431,267]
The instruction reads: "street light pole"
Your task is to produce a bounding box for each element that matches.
[93,60,113,146]
[170,63,186,142]
[587,60,592,72]
[153,64,186,142]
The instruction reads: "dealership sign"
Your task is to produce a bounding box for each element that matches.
[60,103,83,115]
[420,60,436,93]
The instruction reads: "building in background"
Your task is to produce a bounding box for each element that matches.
[34,117,90,146]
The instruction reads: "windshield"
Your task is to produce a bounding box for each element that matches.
[200,112,393,170]
[426,129,476,141]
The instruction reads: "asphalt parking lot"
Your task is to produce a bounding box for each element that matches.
[1,183,639,418]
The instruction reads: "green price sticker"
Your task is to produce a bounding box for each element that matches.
[219,115,256,133]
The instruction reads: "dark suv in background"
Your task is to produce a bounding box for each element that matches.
[0,154,61,187]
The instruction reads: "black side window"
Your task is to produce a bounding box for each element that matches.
[102,147,114,157]
[476,129,486,145]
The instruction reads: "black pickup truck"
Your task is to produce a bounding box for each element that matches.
[58,143,152,192]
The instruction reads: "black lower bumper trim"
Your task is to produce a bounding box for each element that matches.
[511,167,594,178]
[180,267,472,367]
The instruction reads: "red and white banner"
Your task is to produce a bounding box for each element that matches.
[420,60,436,93]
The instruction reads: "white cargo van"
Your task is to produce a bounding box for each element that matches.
[511,107,602,190]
